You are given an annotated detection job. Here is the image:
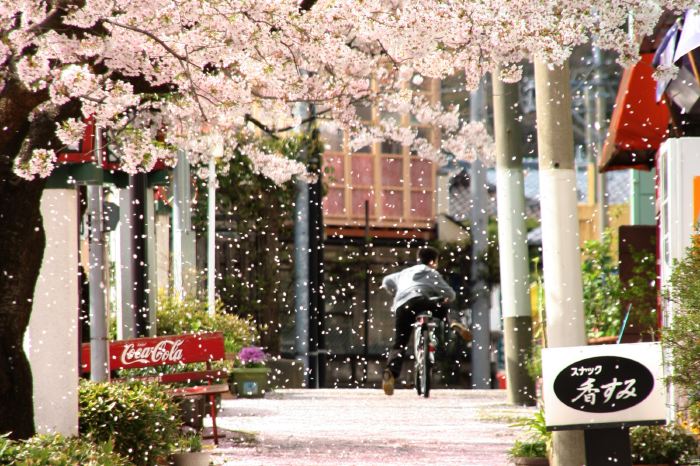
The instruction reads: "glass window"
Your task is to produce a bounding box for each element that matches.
[319,123,343,152]
[351,156,374,186]
[354,103,372,122]
[381,139,402,155]
[381,158,403,186]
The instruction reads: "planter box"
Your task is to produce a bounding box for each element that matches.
[512,457,549,466]
[229,367,271,398]
[172,452,210,466]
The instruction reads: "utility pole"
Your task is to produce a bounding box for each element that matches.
[469,81,492,389]
[206,136,223,317]
[362,201,370,385]
[88,128,109,382]
[307,124,324,388]
[172,150,196,298]
[117,181,136,339]
[534,58,587,465]
[593,46,607,237]
[584,83,596,206]
[492,69,535,405]
[144,186,158,335]
[294,103,313,388]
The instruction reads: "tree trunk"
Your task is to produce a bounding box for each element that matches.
[0,158,46,439]
[0,81,61,439]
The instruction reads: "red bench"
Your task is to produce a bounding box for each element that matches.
[81,332,229,444]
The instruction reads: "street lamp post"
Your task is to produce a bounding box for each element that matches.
[207,136,224,317]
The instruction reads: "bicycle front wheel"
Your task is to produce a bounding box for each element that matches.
[420,327,431,397]
[414,326,423,396]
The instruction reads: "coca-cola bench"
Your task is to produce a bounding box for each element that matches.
[80,332,229,444]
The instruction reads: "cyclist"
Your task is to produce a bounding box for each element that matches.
[380,246,471,395]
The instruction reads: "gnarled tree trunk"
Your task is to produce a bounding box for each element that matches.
[0,159,45,439]
[0,80,53,439]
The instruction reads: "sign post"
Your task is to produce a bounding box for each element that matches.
[542,343,666,465]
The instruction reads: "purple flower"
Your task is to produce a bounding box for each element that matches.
[238,346,267,367]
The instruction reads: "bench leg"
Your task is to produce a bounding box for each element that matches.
[208,393,219,445]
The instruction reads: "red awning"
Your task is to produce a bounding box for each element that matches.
[599,53,670,172]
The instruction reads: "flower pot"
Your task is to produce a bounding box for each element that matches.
[229,367,270,398]
[587,335,619,345]
[512,457,549,466]
[171,452,210,466]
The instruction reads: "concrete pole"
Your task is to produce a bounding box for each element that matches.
[207,155,217,316]
[469,81,492,389]
[144,187,158,335]
[534,58,587,465]
[593,47,607,237]
[27,189,80,434]
[584,85,596,206]
[88,128,109,382]
[294,177,310,387]
[492,70,535,405]
[116,184,136,339]
[294,103,311,387]
[172,150,196,298]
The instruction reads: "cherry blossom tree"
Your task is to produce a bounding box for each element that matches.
[0,0,493,439]
[1,0,689,439]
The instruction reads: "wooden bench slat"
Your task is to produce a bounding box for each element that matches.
[168,384,230,398]
[160,370,228,384]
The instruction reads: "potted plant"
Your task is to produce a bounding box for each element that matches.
[228,346,271,398]
[509,408,551,466]
[630,424,698,465]
[509,440,549,466]
[171,433,210,466]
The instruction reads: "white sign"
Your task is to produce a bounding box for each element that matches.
[542,342,666,429]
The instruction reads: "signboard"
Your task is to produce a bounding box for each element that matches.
[542,342,666,430]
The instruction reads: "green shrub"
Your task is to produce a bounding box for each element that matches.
[508,439,547,458]
[156,290,257,354]
[79,380,180,466]
[630,424,698,465]
[0,433,131,466]
[664,241,700,418]
[172,432,202,454]
[510,408,551,458]
[622,244,658,337]
[581,230,622,339]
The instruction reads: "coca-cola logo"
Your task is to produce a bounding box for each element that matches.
[120,339,185,366]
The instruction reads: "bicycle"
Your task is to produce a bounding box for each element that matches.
[413,311,439,398]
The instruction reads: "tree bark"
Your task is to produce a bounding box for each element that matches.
[0,82,59,439]
[0,159,45,439]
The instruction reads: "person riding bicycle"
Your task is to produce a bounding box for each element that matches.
[380,246,471,395]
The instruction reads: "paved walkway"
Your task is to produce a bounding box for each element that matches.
[208,389,536,466]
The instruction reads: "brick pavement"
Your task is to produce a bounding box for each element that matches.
[208,389,536,466]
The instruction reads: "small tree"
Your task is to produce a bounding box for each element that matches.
[581,230,622,339]
[663,240,700,429]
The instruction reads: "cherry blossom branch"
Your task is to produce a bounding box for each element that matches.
[103,19,195,67]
